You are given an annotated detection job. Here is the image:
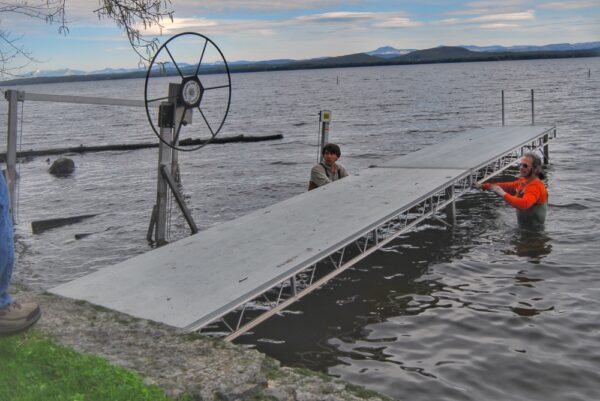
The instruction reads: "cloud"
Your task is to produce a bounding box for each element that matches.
[437,9,535,25]
[479,23,519,29]
[438,18,461,26]
[373,17,423,29]
[465,0,528,8]
[290,11,422,30]
[445,0,529,16]
[174,0,350,12]
[153,10,422,37]
[293,11,375,23]
[539,1,600,10]
[470,10,535,22]
[156,17,219,32]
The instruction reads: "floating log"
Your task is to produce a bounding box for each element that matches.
[179,134,283,146]
[0,134,284,161]
[31,214,98,234]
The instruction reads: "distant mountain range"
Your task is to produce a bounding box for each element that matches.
[3,41,599,85]
[366,46,417,58]
[462,42,600,53]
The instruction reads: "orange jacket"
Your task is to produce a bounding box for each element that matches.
[482,178,548,210]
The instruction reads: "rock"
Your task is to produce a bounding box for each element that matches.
[216,381,267,400]
[11,284,393,401]
[48,157,75,176]
[263,388,292,401]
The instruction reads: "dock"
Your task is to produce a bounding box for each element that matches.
[50,126,555,341]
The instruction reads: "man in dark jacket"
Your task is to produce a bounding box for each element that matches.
[308,143,349,190]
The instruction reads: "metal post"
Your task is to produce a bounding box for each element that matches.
[291,276,297,296]
[159,164,198,234]
[543,133,549,164]
[318,110,331,163]
[4,90,19,220]
[170,83,182,183]
[531,89,535,126]
[149,99,177,246]
[155,121,172,245]
[444,186,456,226]
[501,90,505,126]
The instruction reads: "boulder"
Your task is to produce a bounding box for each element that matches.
[48,157,75,176]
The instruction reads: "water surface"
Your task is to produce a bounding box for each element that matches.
[2,58,599,401]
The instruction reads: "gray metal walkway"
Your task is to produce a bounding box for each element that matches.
[51,126,555,340]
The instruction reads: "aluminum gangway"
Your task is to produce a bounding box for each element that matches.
[51,125,555,341]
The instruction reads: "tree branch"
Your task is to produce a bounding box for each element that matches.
[94,0,173,65]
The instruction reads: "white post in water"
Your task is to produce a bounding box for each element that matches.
[151,84,180,245]
[154,102,174,245]
[4,90,20,221]
[318,110,331,163]
[501,90,505,126]
[531,89,535,126]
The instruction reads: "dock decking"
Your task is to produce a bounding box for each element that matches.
[50,126,555,340]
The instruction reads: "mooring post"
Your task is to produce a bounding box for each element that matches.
[501,90,505,126]
[170,83,183,184]
[152,101,175,246]
[4,90,20,220]
[444,186,456,226]
[531,89,535,126]
[318,110,331,163]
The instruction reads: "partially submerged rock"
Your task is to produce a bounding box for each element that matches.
[48,157,75,176]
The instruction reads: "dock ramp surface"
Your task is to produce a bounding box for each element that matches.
[50,126,555,339]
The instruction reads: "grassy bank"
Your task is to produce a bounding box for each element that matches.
[0,330,189,401]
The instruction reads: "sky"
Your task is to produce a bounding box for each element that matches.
[3,0,600,73]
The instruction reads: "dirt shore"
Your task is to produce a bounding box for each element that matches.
[13,284,394,401]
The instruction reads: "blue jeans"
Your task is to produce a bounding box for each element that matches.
[0,173,14,309]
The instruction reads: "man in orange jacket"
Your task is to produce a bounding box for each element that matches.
[475,152,548,226]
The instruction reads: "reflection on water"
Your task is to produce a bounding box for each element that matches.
[505,227,553,262]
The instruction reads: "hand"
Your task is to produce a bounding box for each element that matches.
[473,182,482,190]
[490,185,506,197]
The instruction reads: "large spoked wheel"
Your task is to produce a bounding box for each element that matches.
[144,32,232,152]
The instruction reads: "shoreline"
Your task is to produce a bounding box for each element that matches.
[2,49,598,87]
[11,282,394,401]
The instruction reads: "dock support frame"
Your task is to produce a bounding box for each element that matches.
[3,90,157,224]
[190,128,555,341]
[4,90,20,220]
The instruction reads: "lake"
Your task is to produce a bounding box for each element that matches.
[2,57,600,401]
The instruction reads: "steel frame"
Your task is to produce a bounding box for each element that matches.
[196,128,556,341]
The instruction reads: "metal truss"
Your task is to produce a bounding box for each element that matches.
[197,127,556,341]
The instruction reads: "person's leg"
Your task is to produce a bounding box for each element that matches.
[0,173,13,309]
[0,173,41,335]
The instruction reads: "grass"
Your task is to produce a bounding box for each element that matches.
[0,330,190,401]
